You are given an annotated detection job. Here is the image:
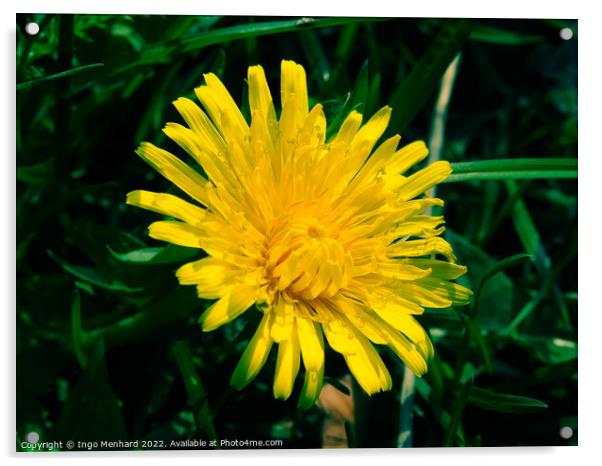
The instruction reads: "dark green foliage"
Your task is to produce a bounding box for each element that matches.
[16,15,577,449]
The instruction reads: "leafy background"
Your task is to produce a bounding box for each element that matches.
[16,15,577,449]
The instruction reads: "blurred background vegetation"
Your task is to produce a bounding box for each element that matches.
[16,15,577,449]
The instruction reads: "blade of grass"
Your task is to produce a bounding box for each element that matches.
[48,250,143,293]
[397,366,416,447]
[389,19,473,133]
[113,17,385,74]
[17,63,104,90]
[455,253,532,381]
[172,341,218,441]
[446,158,577,183]
[505,181,572,331]
[71,289,88,368]
[86,287,199,349]
[471,253,533,316]
[443,378,473,447]
[427,53,461,181]
[399,52,462,448]
[107,244,199,265]
[468,387,548,413]
[469,25,544,45]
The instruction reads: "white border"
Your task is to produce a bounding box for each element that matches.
[4,1,600,465]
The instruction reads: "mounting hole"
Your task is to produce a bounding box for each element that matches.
[26,431,40,443]
[559,426,574,439]
[559,27,573,41]
[24,22,40,36]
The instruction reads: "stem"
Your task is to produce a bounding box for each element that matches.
[397,366,416,447]
[397,52,462,448]
[172,341,218,442]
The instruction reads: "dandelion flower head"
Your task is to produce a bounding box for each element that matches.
[127,60,472,408]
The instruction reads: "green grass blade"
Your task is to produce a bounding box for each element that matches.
[471,253,533,317]
[389,19,473,133]
[468,386,548,413]
[114,17,384,74]
[107,244,199,265]
[86,287,199,349]
[443,377,473,447]
[470,25,544,45]
[48,250,143,293]
[16,63,104,90]
[71,289,88,368]
[172,341,218,441]
[446,158,577,182]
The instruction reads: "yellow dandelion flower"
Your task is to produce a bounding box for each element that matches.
[127,59,472,409]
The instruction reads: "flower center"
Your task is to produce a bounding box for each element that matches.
[265,217,353,300]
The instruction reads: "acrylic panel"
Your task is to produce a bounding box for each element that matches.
[16,14,578,451]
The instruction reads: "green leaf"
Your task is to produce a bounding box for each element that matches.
[443,378,473,447]
[446,158,577,183]
[55,341,127,444]
[71,289,88,368]
[108,244,199,265]
[446,230,514,330]
[48,250,143,293]
[86,287,199,349]
[514,335,577,365]
[16,63,104,90]
[472,253,533,316]
[171,341,218,440]
[17,159,55,187]
[470,26,544,45]
[389,19,473,132]
[114,17,383,74]
[468,386,548,413]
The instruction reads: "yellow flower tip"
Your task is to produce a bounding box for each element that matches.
[125,190,141,206]
[134,141,150,158]
[129,59,471,403]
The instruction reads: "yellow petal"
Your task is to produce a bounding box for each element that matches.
[273,325,301,400]
[297,365,324,410]
[413,277,473,306]
[230,311,273,389]
[248,65,277,141]
[330,296,388,345]
[341,106,392,185]
[387,237,457,262]
[162,122,241,193]
[398,160,452,201]
[380,324,428,376]
[350,106,392,159]
[176,257,234,295]
[377,261,433,281]
[195,73,249,142]
[280,59,308,119]
[270,295,295,342]
[126,190,206,225]
[352,135,400,185]
[148,220,202,248]
[385,140,429,176]
[330,110,362,146]
[396,282,454,308]
[295,307,325,372]
[344,333,392,394]
[199,285,256,332]
[371,309,434,360]
[393,215,445,238]
[171,97,226,155]
[407,259,467,280]
[135,142,210,206]
[320,311,358,354]
[368,287,425,315]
